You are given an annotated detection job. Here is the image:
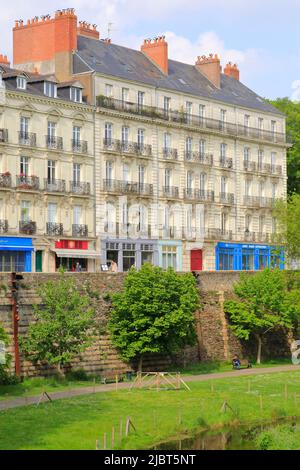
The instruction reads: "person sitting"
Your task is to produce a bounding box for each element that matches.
[232,355,241,370]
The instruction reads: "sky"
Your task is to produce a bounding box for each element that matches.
[2,0,300,100]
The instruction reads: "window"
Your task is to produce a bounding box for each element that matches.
[259,215,265,233]
[162,245,177,270]
[271,120,276,134]
[199,104,205,123]
[220,109,226,130]
[17,76,26,90]
[200,173,206,192]
[21,201,30,222]
[44,81,57,98]
[220,143,227,161]
[259,181,265,198]
[221,212,227,232]
[272,182,277,199]
[105,123,112,144]
[271,152,276,172]
[187,171,193,190]
[48,203,57,223]
[185,137,192,157]
[122,88,129,103]
[73,206,81,225]
[20,156,29,176]
[48,122,56,138]
[123,163,129,182]
[70,87,82,103]
[244,114,250,128]
[258,118,264,130]
[73,126,81,145]
[105,84,113,97]
[165,169,171,188]
[258,149,264,169]
[164,97,170,116]
[244,147,250,164]
[164,133,171,150]
[122,126,129,145]
[137,91,145,108]
[122,203,128,226]
[242,248,254,270]
[245,214,251,231]
[245,179,251,196]
[221,176,227,194]
[186,102,192,123]
[218,247,234,271]
[105,161,113,181]
[47,160,56,182]
[137,129,144,148]
[20,117,29,136]
[123,247,136,271]
[73,163,81,184]
[138,165,145,186]
[199,139,205,157]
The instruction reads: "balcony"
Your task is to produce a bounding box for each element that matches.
[16,175,39,190]
[242,231,271,243]
[219,192,234,204]
[243,196,274,208]
[0,129,8,143]
[219,158,233,169]
[205,229,233,241]
[46,222,64,236]
[256,232,271,243]
[271,165,283,176]
[0,220,8,234]
[0,173,12,188]
[242,231,257,242]
[72,139,88,154]
[184,188,215,202]
[19,220,37,235]
[18,131,36,147]
[185,151,213,165]
[103,138,152,157]
[96,96,288,144]
[72,224,88,238]
[70,181,91,196]
[162,148,178,161]
[162,186,179,198]
[103,179,153,196]
[45,135,63,150]
[44,179,66,193]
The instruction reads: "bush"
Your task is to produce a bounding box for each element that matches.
[65,369,90,382]
[0,367,20,385]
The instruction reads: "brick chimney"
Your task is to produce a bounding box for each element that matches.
[224,62,240,81]
[141,36,168,75]
[195,54,221,89]
[78,21,99,40]
[0,55,10,67]
[13,9,77,80]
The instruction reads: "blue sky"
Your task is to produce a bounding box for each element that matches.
[2,0,300,99]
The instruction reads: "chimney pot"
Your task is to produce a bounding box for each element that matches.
[141,35,168,74]
[195,53,221,88]
[224,62,240,81]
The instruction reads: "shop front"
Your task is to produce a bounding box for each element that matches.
[101,239,159,272]
[51,239,100,272]
[0,237,34,272]
[216,242,284,271]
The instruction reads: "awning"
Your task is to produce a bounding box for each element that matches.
[51,249,101,259]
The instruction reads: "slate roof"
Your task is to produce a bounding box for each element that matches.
[74,35,284,116]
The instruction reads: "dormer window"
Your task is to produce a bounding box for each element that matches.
[17,76,27,90]
[44,81,57,98]
[70,87,82,103]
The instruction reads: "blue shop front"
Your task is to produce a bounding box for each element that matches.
[216,242,284,271]
[0,237,34,272]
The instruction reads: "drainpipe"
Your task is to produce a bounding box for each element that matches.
[11,272,22,377]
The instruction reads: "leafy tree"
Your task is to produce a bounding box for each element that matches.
[224,269,300,364]
[268,98,300,195]
[109,263,199,371]
[272,193,300,262]
[20,273,96,374]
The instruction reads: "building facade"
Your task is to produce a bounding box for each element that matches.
[0,8,288,272]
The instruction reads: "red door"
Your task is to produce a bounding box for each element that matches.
[191,249,203,271]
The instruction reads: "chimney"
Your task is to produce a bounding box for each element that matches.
[0,55,10,67]
[141,36,168,75]
[224,62,240,81]
[13,9,77,78]
[78,21,99,40]
[195,54,221,89]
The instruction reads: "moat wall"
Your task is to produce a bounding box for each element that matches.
[0,272,291,378]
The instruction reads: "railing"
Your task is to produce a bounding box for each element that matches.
[219,192,234,204]
[45,135,63,150]
[103,138,152,157]
[0,173,11,188]
[183,189,215,202]
[219,157,233,169]
[16,175,39,190]
[243,196,274,208]
[271,164,283,176]
[103,179,153,196]
[72,224,89,238]
[44,178,66,193]
[70,181,91,195]
[242,231,257,242]
[72,139,88,154]
[205,228,233,241]
[162,148,178,161]
[96,95,288,144]
[184,151,213,165]
[18,131,36,147]
[19,220,37,235]
[46,222,64,236]
[256,232,271,243]
[162,186,179,198]
[244,160,283,176]
[0,219,8,234]
[0,129,8,143]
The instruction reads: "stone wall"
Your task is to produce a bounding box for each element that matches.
[0,271,292,378]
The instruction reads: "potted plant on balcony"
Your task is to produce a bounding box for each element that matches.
[18,173,31,189]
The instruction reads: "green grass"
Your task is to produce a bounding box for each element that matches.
[256,423,300,450]
[1,370,300,450]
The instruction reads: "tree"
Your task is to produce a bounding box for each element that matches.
[272,193,300,262]
[20,273,96,374]
[109,263,199,372]
[268,98,300,195]
[224,269,300,364]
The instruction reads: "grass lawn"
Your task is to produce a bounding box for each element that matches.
[1,369,300,450]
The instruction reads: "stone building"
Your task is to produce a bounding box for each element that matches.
[0,8,289,272]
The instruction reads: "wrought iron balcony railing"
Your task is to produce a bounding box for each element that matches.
[103,179,153,196]
[0,129,8,143]
[162,186,179,198]
[70,181,91,195]
[162,148,178,161]
[45,135,63,150]
[219,192,234,204]
[219,157,233,169]
[46,222,64,236]
[103,138,152,156]
[19,220,37,235]
[44,178,66,193]
[243,196,274,208]
[16,175,39,190]
[271,164,283,176]
[72,139,88,154]
[18,131,36,147]
[183,188,215,202]
[205,228,233,241]
[72,224,89,238]
[0,219,8,234]
[185,151,213,165]
[96,95,289,144]
[0,173,12,188]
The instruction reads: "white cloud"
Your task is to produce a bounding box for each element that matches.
[291,80,300,101]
